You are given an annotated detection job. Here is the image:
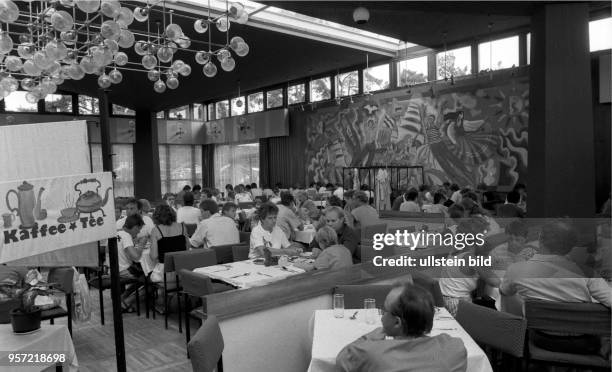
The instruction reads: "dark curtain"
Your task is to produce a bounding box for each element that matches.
[202,144,215,188]
[259,138,270,188]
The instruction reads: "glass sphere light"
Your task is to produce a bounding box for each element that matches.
[154,79,166,93]
[194,19,208,33]
[109,69,123,84]
[203,61,217,77]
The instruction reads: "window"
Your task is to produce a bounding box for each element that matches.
[287,84,305,104]
[112,104,135,116]
[216,100,229,119]
[478,35,519,71]
[590,17,612,52]
[44,94,73,113]
[207,103,214,121]
[248,92,264,113]
[436,46,471,80]
[266,88,283,109]
[364,64,390,92]
[231,97,246,116]
[159,145,203,194]
[527,33,531,65]
[4,91,38,112]
[169,105,188,119]
[193,104,204,121]
[214,143,259,192]
[310,77,331,102]
[398,56,428,87]
[90,143,134,197]
[157,111,165,119]
[335,71,358,97]
[78,95,99,115]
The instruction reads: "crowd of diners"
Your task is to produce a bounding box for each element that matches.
[108,180,612,370]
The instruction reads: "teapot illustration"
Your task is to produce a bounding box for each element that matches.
[74,178,112,218]
[6,181,45,229]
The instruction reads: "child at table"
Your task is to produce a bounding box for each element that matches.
[293,226,352,271]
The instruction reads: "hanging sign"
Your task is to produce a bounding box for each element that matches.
[0,172,116,264]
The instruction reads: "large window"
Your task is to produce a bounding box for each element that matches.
[436,46,471,80]
[248,92,264,113]
[78,95,99,115]
[112,104,135,116]
[214,143,259,192]
[397,56,428,87]
[288,84,305,104]
[194,104,204,121]
[590,17,612,52]
[44,94,73,113]
[207,103,214,120]
[216,100,229,119]
[336,71,358,97]
[478,36,519,71]
[90,143,134,197]
[159,145,203,195]
[169,105,188,119]
[231,97,246,116]
[267,88,283,108]
[4,91,38,112]
[310,77,331,102]
[364,64,390,92]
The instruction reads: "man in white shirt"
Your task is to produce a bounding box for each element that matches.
[116,198,155,244]
[400,190,421,212]
[249,203,303,259]
[190,202,240,248]
[176,192,201,224]
[450,184,462,204]
[250,183,263,197]
[117,214,144,311]
[276,192,303,240]
[333,184,344,199]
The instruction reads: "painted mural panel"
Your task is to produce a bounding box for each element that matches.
[305,77,528,189]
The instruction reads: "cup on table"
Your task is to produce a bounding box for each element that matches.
[333,294,344,318]
[278,255,289,268]
[364,298,376,324]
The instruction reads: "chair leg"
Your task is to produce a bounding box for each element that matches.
[144,279,150,318]
[98,271,104,325]
[177,275,182,334]
[218,356,223,372]
[184,294,190,349]
[67,295,73,337]
[164,274,169,329]
[50,318,54,325]
[135,287,140,316]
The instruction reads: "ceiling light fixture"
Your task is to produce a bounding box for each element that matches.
[0,0,250,101]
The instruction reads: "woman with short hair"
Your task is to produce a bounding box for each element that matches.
[294,226,352,271]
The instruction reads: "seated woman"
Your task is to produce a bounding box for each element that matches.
[438,217,500,316]
[149,204,191,282]
[293,226,352,271]
[336,284,467,372]
[249,202,303,259]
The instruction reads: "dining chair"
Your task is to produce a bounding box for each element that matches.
[231,245,250,262]
[173,249,218,272]
[333,284,394,309]
[179,269,232,347]
[43,267,74,336]
[239,231,250,245]
[456,300,526,371]
[523,300,611,371]
[188,314,224,372]
[184,223,198,237]
[209,244,236,264]
[144,244,187,330]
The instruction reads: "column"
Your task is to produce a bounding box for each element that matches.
[133,109,161,201]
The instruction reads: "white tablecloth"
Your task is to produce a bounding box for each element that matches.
[194,259,306,288]
[0,324,78,372]
[308,308,492,372]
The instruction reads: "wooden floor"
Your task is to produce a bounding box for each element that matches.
[59,287,194,371]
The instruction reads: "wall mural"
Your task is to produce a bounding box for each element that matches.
[305,78,529,189]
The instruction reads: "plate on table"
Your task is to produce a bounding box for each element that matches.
[252,258,265,265]
[300,252,313,258]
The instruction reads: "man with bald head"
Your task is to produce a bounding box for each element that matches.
[313,206,360,263]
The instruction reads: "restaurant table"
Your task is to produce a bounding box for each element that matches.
[308,308,493,372]
[194,258,312,289]
[0,324,78,372]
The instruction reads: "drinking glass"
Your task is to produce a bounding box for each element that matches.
[364,298,376,324]
[333,294,344,318]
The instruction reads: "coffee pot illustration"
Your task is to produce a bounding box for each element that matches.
[6,181,45,229]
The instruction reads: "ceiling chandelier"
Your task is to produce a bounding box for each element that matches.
[0,0,250,103]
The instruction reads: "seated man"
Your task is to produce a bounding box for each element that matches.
[336,283,467,372]
[423,192,449,216]
[116,197,155,248]
[312,207,360,263]
[399,189,421,212]
[276,192,303,240]
[117,214,145,312]
[190,202,240,249]
[501,220,611,354]
[176,192,201,224]
[350,191,381,230]
[249,203,303,259]
[490,219,537,271]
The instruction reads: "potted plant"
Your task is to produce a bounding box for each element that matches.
[5,270,52,334]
